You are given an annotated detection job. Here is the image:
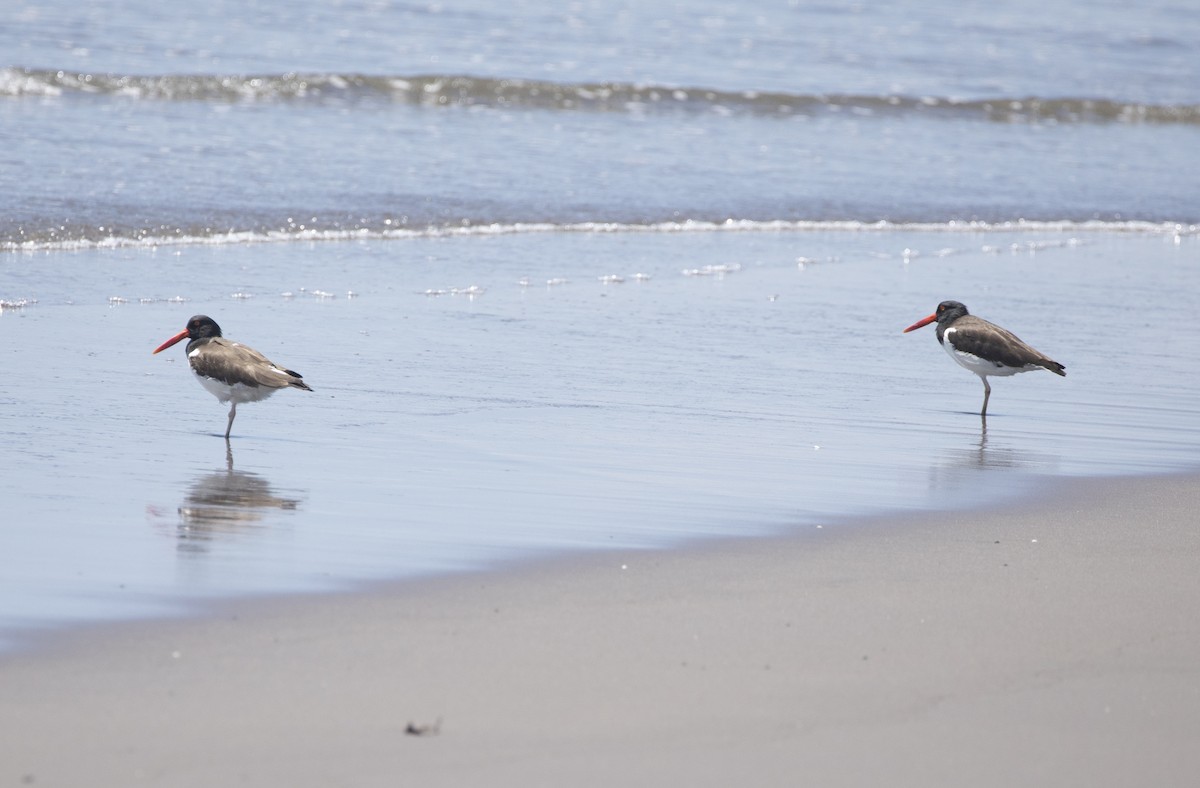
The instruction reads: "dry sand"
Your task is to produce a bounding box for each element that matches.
[3,473,1199,787]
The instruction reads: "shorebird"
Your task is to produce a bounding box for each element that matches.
[153,315,313,438]
[903,300,1065,417]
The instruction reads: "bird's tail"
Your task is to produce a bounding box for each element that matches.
[1041,360,1066,376]
[285,369,314,391]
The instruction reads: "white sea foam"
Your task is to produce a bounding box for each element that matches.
[5,218,1195,254]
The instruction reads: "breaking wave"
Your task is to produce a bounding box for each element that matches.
[4,67,1198,124]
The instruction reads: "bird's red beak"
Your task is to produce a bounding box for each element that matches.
[153,328,190,354]
[902,313,937,333]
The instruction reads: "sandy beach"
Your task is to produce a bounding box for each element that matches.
[3,471,1198,787]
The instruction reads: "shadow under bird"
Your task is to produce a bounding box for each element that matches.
[903,300,1065,417]
[153,315,313,438]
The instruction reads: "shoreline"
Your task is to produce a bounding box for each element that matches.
[0,467,1131,657]
[3,470,1200,786]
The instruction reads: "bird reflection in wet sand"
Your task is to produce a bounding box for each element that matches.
[927,421,1058,491]
[171,441,303,549]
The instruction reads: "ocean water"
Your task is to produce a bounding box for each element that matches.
[2,0,1199,647]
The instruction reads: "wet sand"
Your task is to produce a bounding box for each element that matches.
[4,230,1199,640]
[3,471,1198,787]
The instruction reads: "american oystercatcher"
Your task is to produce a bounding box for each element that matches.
[903,300,1065,417]
[153,315,313,438]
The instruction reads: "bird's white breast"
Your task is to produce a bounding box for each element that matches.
[193,369,281,404]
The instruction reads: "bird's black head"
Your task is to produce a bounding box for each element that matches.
[903,300,970,334]
[935,301,969,324]
[153,315,223,355]
[185,315,222,340]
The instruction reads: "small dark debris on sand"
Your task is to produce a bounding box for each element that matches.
[405,718,442,737]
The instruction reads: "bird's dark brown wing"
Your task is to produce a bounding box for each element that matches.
[950,316,1066,375]
[192,338,314,390]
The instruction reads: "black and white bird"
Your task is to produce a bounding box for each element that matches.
[903,300,1065,417]
[153,315,313,438]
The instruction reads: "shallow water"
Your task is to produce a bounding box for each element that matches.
[1,229,1198,645]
